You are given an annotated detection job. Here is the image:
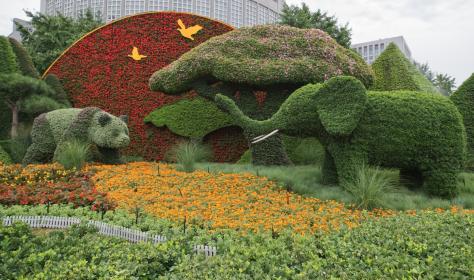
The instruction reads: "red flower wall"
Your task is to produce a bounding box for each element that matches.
[44,12,247,161]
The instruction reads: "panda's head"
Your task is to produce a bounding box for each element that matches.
[89,112,130,148]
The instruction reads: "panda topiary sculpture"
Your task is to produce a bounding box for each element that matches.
[23,107,130,165]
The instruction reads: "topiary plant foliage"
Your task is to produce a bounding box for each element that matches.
[150,25,374,165]
[23,107,130,165]
[0,144,12,164]
[451,73,474,170]
[144,96,233,138]
[216,76,466,198]
[371,43,438,93]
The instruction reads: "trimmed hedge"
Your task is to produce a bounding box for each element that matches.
[23,108,130,165]
[144,97,233,138]
[1,206,473,279]
[150,25,374,93]
[451,73,474,169]
[0,36,18,74]
[216,76,466,198]
[43,73,70,106]
[0,145,11,164]
[8,37,40,78]
[371,43,438,93]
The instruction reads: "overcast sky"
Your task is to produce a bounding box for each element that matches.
[1,0,473,84]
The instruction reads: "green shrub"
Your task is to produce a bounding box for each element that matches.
[0,36,19,74]
[168,140,211,172]
[343,165,395,209]
[144,97,233,138]
[8,37,39,78]
[371,43,438,93]
[55,140,90,170]
[3,136,31,163]
[0,145,11,164]
[451,73,474,170]
[0,205,473,279]
[43,73,71,106]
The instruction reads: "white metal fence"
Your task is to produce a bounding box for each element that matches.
[2,215,216,256]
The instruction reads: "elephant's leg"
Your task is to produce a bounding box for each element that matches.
[422,168,458,198]
[399,168,423,189]
[321,149,338,185]
[328,143,368,186]
[246,130,292,166]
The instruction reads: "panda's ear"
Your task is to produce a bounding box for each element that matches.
[98,113,111,127]
[119,115,129,125]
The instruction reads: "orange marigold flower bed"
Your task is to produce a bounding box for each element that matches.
[90,162,394,233]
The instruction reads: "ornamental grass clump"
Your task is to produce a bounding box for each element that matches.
[169,141,211,172]
[344,165,395,210]
[56,140,90,170]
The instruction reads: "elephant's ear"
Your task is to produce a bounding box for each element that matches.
[314,76,367,136]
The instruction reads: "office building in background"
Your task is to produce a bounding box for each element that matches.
[351,36,412,64]
[39,0,283,27]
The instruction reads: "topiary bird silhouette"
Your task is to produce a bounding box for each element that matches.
[177,19,203,41]
[128,47,147,61]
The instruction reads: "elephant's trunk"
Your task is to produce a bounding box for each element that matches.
[215,94,276,134]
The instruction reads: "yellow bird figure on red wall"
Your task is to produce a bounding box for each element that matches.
[177,19,203,41]
[128,47,147,61]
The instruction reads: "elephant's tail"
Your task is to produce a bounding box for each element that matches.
[450,73,474,169]
[214,94,275,133]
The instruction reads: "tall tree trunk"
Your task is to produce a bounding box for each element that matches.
[10,103,19,139]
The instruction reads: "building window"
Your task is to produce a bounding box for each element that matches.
[214,0,228,22]
[63,0,75,17]
[374,44,379,56]
[230,0,243,27]
[90,0,105,20]
[174,0,193,12]
[246,0,258,26]
[106,0,121,21]
[195,0,210,17]
[257,3,265,24]
[125,0,145,15]
[380,43,385,51]
[76,0,90,17]
[149,0,171,11]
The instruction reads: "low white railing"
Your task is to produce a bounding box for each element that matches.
[2,215,216,256]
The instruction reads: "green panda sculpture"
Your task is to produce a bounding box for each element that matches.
[23,107,130,165]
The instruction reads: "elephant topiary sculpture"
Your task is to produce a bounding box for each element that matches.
[215,76,466,198]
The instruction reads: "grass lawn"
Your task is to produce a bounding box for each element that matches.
[195,163,474,210]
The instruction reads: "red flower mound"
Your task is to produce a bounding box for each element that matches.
[44,12,247,161]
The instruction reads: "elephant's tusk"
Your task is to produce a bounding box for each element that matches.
[251,130,279,144]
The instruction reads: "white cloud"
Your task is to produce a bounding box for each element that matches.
[0,0,40,37]
[287,0,474,84]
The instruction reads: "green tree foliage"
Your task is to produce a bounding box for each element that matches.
[0,73,58,138]
[0,36,19,74]
[414,61,456,96]
[144,97,233,138]
[279,2,352,48]
[372,43,438,93]
[216,76,465,198]
[451,73,474,169]
[43,73,71,106]
[150,25,373,166]
[8,37,40,78]
[17,10,102,74]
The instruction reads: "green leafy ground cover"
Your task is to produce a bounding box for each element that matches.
[196,163,474,210]
[0,205,472,279]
